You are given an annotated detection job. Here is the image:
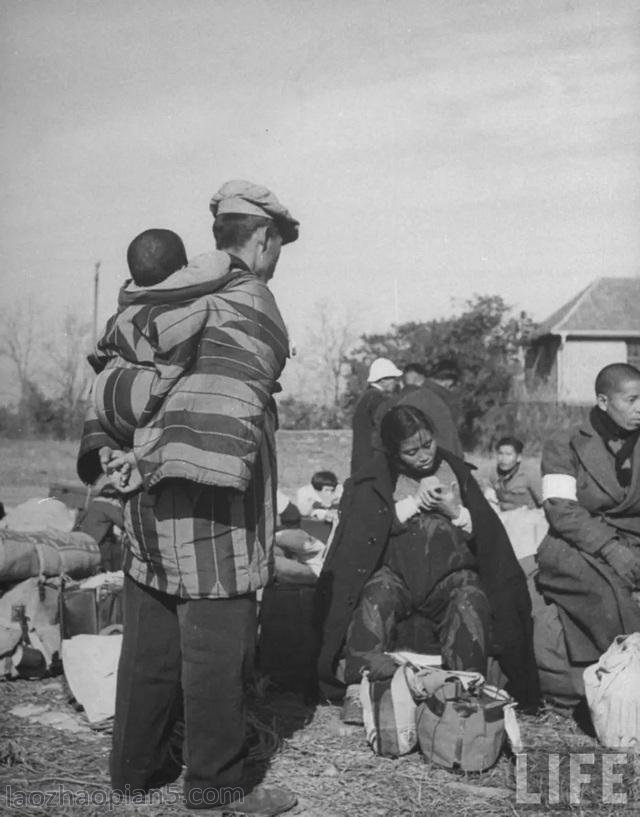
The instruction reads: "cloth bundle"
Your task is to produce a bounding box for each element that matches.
[498,507,548,560]
[0,498,77,534]
[0,529,100,584]
[361,666,418,757]
[584,633,640,749]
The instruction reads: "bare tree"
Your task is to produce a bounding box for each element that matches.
[0,300,41,402]
[305,299,357,407]
[47,308,93,419]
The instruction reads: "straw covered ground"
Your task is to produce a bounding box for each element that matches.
[1,435,638,815]
[2,674,639,816]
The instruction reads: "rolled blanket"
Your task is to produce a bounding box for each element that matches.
[0,529,100,583]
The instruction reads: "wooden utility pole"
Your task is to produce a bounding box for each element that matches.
[86,260,102,510]
[393,276,399,325]
[92,261,101,347]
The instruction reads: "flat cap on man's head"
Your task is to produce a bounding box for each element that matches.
[209,180,299,245]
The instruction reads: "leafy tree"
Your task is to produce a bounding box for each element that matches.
[344,295,537,449]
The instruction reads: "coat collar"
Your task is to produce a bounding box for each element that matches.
[351,453,394,503]
[572,417,640,506]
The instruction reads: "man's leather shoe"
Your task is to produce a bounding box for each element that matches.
[187,783,296,815]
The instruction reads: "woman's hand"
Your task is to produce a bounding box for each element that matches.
[414,476,441,511]
[415,478,460,519]
[433,486,461,519]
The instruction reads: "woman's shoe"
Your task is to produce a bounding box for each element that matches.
[340,684,363,725]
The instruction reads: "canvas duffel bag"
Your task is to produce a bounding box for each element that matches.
[412,669,513,771]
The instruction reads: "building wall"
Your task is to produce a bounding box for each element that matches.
[559,339,628,402]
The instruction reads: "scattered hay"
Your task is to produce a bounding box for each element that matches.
[2,678,639,816]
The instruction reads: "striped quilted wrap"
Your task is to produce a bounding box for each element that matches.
[82,251,289,493]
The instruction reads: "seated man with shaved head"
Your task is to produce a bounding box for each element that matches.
[536,362,640,696]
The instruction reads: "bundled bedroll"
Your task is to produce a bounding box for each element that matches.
[0,528,100,584]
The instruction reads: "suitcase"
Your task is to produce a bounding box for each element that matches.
[59,580,123,639]
[258,583,317,695]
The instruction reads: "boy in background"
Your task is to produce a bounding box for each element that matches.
[296,470,343,522]
[484,436,546,560]
[485,436,542,511]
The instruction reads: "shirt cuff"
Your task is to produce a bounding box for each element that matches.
[451,506,473,534]
[395,495,420,523]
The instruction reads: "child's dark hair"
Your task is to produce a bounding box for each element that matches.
[311,470,338,491]
[496,436,524,454]
[127,229,188,286]
[379,405,435,457]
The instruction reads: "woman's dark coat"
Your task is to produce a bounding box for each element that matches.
[315,450,540,709]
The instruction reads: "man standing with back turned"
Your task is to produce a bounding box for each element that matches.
[78,181,299,816]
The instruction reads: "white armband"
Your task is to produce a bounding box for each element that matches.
[542,474,577,502]
[395,495,420,523]
[452,506,473,534]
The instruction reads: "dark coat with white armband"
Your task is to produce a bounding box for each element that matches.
[536,417,640,665]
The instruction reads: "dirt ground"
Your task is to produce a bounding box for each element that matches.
[1,435,633,816]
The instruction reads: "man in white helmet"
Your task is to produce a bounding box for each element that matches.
[350,357,402,473]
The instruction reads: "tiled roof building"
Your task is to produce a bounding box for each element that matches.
[528,277,640,402]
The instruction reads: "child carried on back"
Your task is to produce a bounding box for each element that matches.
[85,227,288,494]
[92,229,190,490]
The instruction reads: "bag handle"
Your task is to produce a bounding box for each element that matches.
[421,679,461,717]
[421,680,507,723]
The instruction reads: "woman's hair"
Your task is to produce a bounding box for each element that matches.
[379,405,435,456]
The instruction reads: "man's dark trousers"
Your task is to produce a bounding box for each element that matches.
[111,575,256,805]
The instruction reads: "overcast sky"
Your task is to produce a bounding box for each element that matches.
[1,0,638,400]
